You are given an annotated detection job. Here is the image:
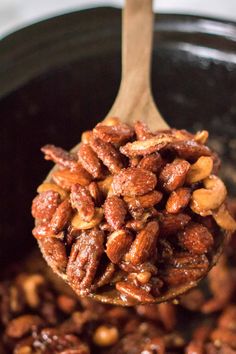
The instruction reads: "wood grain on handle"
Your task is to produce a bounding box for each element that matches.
[106,0,169,130]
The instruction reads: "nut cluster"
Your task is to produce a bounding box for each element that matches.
[31,118,236,303]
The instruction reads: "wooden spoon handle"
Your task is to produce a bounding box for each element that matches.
[122,0,153,89]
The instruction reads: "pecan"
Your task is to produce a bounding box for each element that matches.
[138,153,164,173]
[31,190,61,222]
[116,282,155,303]
[112,167,157,196]
[158,212,191,236]
[159,159,190,192]
[104,196,127,230]
[41,144,78,171]
[106,230,133,264]
[120,134,176,157]
[71,208,103,230]
[125,221,159,265]
[39,236,68,273]
[52,167,92,190]
[70,184,94,222]
[161,253,209,286]
[134,121,155,140]
[88,182,103,206]
[125,191,163,212]
[6,315,43,338]
[169,140,212,160]
[93,122,133,144]
[50,198,73,233]
[166,187,191,214]
[90,136,123,174]
[66,230,104,295]
[32,224,64,240]
[78,143,102,179]
[178,222,214,255]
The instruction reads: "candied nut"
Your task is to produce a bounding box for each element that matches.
[32,224,64,240]
[178,222,214,255]
[52,167,92,190]
[81,130,93,144]
[158,212,191,236]
[50,199,73,233]
[159,159,190,192]
[66,229,104,295]
[70,184,95,222]
[125,190,163,211]
[138,153,164,173]
[93,325,119,346]
[71,208,103,230]
[78,143,102,179]
[169,140,211,160]
[31,190,61,222]
[218,306,236,331]
[104,196,127,230]
[166,187,191,214]
[90,136,123,174]
[98,176,113,197]
[125,221,159,265]
[94,263,116,288]
[136,271,152,284]
[158,303,177,332]
[93,122,133,144]
[57,295,77,314]
[39,236,68,273]
[112,167,157,196]
[213,203,236,231]
[162,254,209,286]
[194,130,209,144]
[210,328,236,349]
[37,182,68,200]
[120,134,176,157]
[20,274,45,308]
[191,175,227,216]
[103,117,120,126]
[106,230,133,264]
[116,281,154,303]
[6,315,43,338]
[41,144,78,171]
[88,182,103,206]
[134,121,155,140]
[186,156,213,184]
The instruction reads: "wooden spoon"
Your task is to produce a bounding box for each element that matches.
[37,0,226,305]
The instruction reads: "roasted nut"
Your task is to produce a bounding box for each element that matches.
[125,221,159,266]
[41,144,78,171]
[106,230,133,264]
[116,282,155,303]
[71,208,103,230]
[81,130,93,144]
[103,117,120,126]
[94,263,116,288]
[166,187,191,214]
[213,203,236,231]
[20,274,45,308]
[178,222,214,255]
[186,156,213,184]
[66,229,104,295]
[78,143,103,179]
[50,199,73,233]
[88,181,103,206]
[194,130,209,144]
[159,159,190,192]
[70,184,95,222]
[93,122,133,144]
[37,182,68,200]
[39,236,68,274]
[159,212,191,236]
[31,190,61,222]
[138,153,164,173]
[120,134,175,157]
[98,176,113,197]
[191,175,227,216]
[125,190,163,210]
[134,121,155,140]
[169,140,211,160]
[104,196,127,230]
[52,167,92,190]
[6,315,43,338]
[93,325,119,346]
[90,136,123,174]
[112,167,157,196]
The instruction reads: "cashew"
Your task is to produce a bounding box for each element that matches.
[98,176,113,196]
[213,203,236,231]
[186,156,213,184]
[191,175,227,216]
[37,182,67,200]
[71,207,103,230]
[194,130,209,144]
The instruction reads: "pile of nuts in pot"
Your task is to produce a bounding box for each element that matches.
[31,118,236,303]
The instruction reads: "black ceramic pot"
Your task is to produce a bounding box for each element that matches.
[1,8,236,267]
